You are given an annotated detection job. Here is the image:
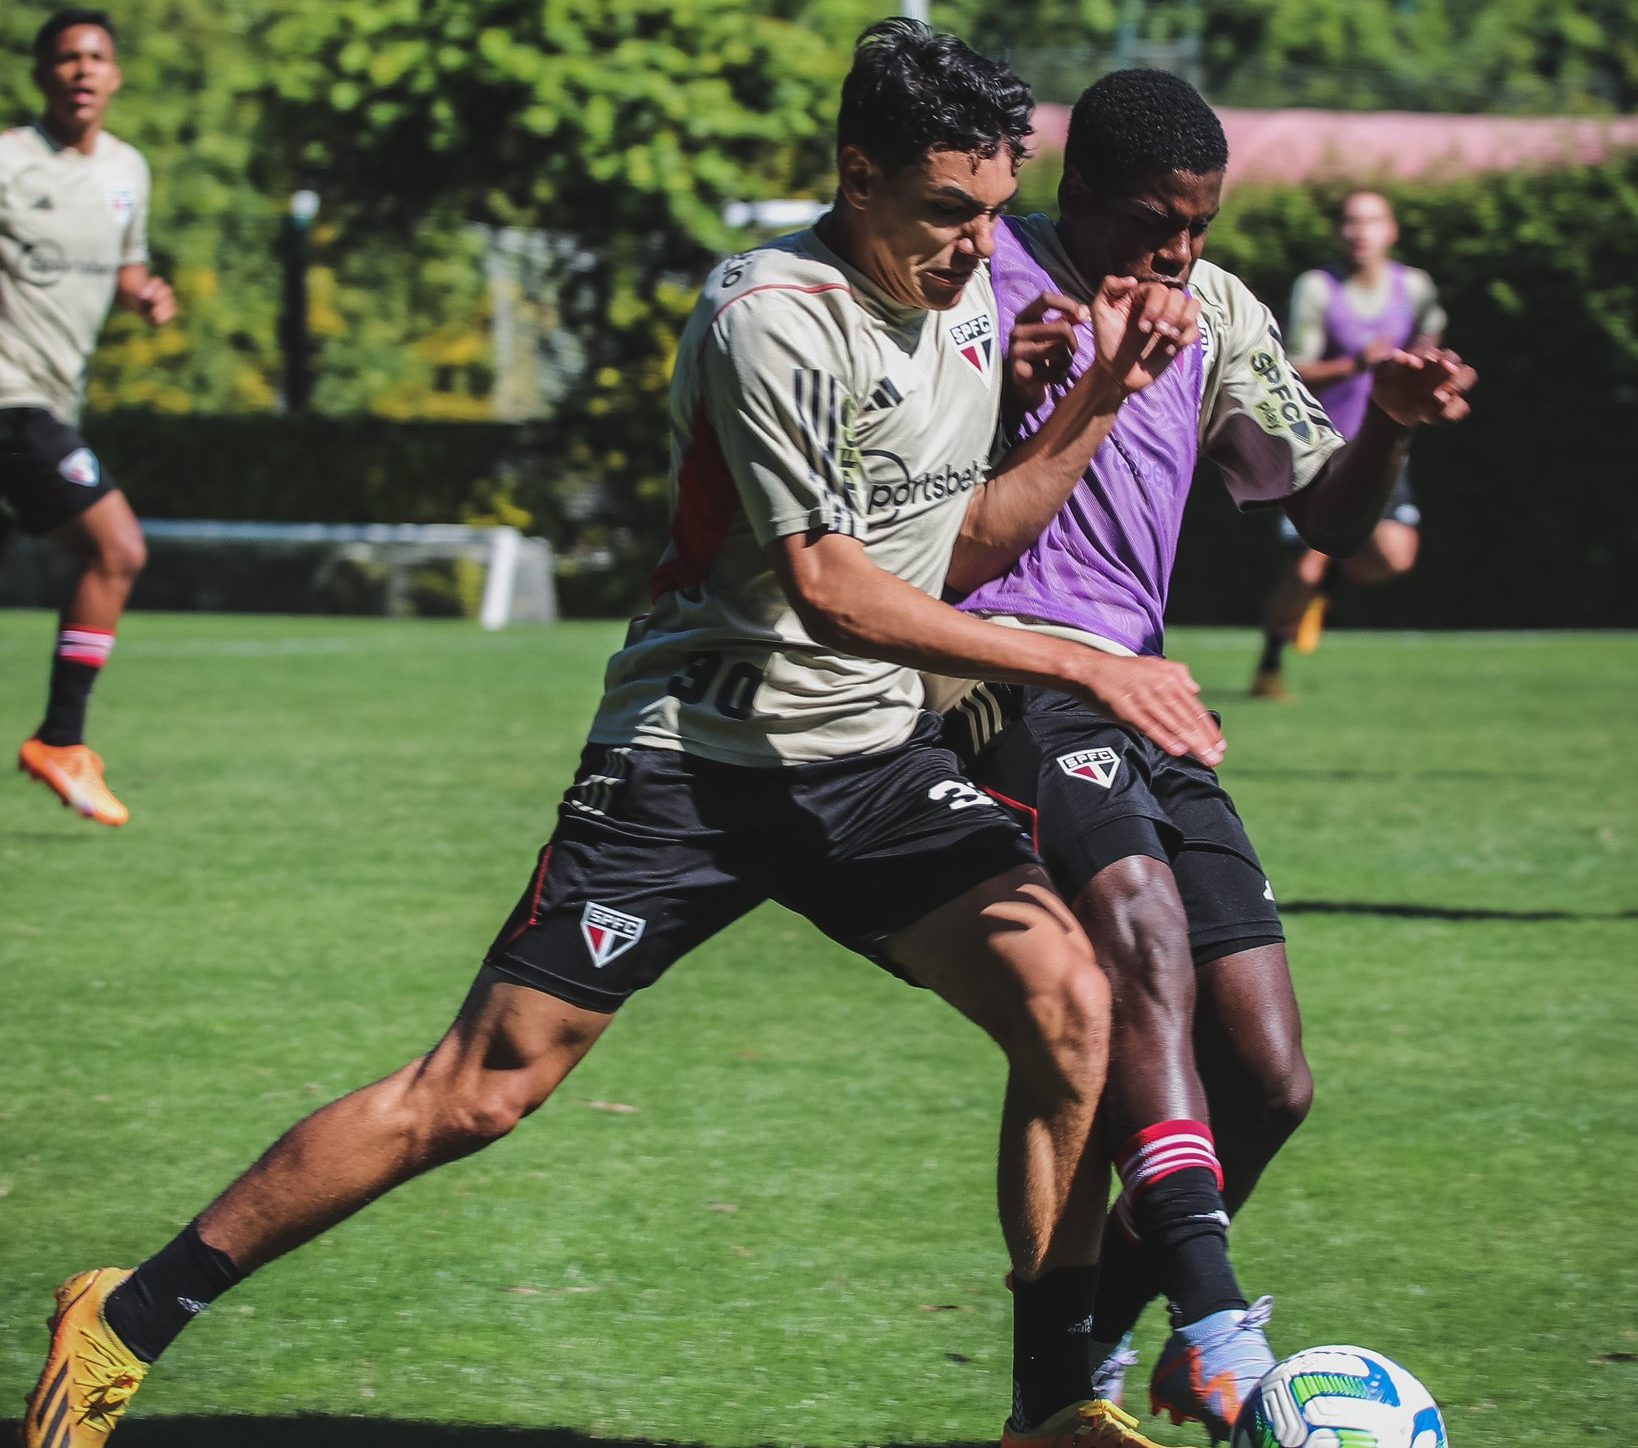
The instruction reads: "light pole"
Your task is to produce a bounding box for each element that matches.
[278,189,320,412]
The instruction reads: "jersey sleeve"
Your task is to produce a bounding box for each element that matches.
[120,150,151,268]
[1197,263,1345,507]
[699,293,865,548]
[1285,271,1330,363]
[1407,268,1447,340]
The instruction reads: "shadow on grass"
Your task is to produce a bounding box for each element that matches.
[4,1420,991,1448]
[1283,899,1637,922]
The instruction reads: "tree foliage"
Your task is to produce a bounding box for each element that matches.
[963,0,1638,112]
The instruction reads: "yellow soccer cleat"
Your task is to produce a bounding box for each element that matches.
[1001,1398,1165,1448]
[1293,595,1329,655]
[19,1269,147,1447]
[18,740,129,827]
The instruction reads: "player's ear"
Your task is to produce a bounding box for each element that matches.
[836,144,883,211]
[1058,165,1093,217]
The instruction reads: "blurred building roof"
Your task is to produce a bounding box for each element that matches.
[1032,105,1638,187]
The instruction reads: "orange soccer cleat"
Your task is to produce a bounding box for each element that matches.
[18,739,129,826]
[19,1268,148,1446]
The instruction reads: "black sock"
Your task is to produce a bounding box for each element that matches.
[1010,1264,1099,1430]
[103,1221,245,1363]
[1087,1215,1164,1344]
[1256,632,1285,674]
[37,658,100,747]
[1130,1167,1245,1327]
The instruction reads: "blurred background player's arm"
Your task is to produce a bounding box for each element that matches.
[1284,350,1474,555]
[1406,268,1447,350]
[115,266,176,326]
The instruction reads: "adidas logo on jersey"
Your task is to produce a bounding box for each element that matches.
[868,377,903,410]
[31,194,53,210]
[1057,747,1121,788]
[580,902,645,968]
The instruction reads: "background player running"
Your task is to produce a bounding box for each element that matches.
[2,8,175,825]
[22,23,1218,1448]
[938,70,1474,1443]
[1251,189,1447,698]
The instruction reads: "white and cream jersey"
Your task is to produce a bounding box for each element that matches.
[589,227,1003,766]
[0,122,150,422]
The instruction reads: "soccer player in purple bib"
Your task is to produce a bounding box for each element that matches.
[939,71,1474,1443]
[1251,190,1447,697]
[21,25,1222,1448]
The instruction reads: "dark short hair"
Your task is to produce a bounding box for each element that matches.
[33,8,117,66]
[836,18,1033,175]
[1065,69,1227,196]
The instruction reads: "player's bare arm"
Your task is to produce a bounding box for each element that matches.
[115,265,175,326]
[951,277,1201,592]
[771,529,1224,766]
[1286,347,1475,556]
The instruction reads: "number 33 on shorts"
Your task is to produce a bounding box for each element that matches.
[928,778,995,811]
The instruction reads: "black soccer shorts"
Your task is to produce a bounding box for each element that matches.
[0,408,120,535]
[958,688,1284,966]
[483,717,1041,1012]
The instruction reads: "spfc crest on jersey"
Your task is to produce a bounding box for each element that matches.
[106,186,136,226]
[948,312,994,376]
[580,902,645,968]
[57,447,100,487]
[1057,748,1121,788]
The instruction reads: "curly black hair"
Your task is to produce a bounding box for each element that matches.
[33,8,118,65]
[836,18,1033,176]
[1064,69,1227,195]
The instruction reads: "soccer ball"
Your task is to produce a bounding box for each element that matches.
[1232,1345,1448,1448]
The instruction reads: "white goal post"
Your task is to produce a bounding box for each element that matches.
[136,520,558,628]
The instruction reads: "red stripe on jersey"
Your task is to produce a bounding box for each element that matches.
[651,401,742,601]
[709,282,851,328]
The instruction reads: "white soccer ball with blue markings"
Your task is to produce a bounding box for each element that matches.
[1232,1345,1448,1448]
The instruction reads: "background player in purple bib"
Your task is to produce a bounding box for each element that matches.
[938,70,1474,1443]
[1251,190,1447,698]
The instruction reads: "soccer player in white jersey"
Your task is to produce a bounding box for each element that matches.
[23,23,1218,1448]
[939,71,1474,1443]
[2,8,174,827]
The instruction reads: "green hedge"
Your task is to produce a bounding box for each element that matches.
[80,153,1638,626]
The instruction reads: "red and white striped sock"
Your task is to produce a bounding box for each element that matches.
[1116,1118,1225,1197]
[38,625,116,746]
[56,626,116,668]
[1112,1119,1243,1325]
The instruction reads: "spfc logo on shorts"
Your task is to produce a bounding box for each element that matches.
[948,312,994,376]
[580,902,645,968]
[1057,748,1121,788]
[57,447,100,487]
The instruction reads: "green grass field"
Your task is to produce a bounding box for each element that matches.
[2,611,1634,1447]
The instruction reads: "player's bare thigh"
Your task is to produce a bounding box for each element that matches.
[50,486,146,575]
[887,862,1107,1060]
